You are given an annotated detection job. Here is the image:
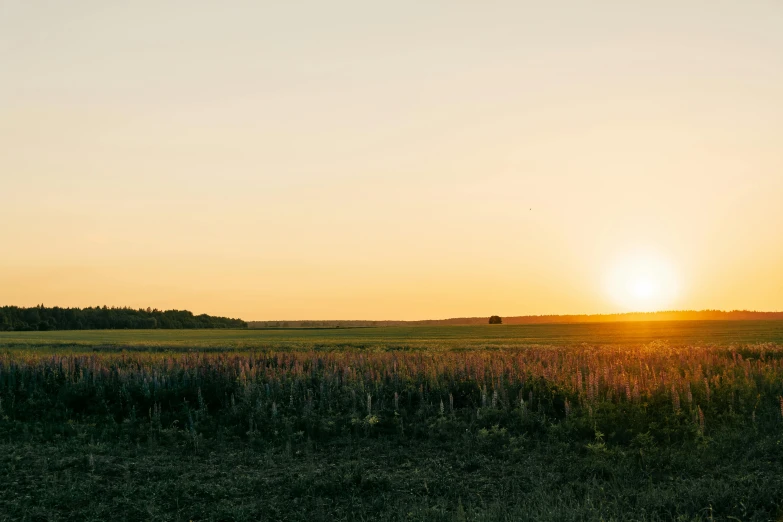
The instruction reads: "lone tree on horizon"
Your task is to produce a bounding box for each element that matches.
[488,315,502,324]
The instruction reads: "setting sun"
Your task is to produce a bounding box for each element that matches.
[3,2,783,519]
[2,2,782,320]
[606,249,679,312]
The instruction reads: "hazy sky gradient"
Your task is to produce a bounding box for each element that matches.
[2,1,782,319]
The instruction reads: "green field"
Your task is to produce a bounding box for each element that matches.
[2,319,783,350]
[2,322,783,521]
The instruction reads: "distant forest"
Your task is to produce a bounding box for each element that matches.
[250,310,783,328]
[0,305,247,331]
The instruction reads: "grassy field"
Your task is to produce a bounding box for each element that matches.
[2,322,783,521]
[2,319,783,350]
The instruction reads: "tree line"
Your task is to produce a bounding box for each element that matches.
[250,310,783,328]
[0,305,247,331]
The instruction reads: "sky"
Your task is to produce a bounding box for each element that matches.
[2,1,783,320]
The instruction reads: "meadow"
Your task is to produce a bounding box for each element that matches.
[1,322,783,521]
[3,319,783,350]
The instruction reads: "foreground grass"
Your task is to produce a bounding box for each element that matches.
[2,327,783,520]
[2,424,783,522]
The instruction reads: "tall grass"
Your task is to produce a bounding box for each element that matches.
[1,342,781,446]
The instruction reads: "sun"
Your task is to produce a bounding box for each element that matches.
[605,249,679,312]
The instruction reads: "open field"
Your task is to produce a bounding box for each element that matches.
[2,320,783,351]
[2,322,783,520]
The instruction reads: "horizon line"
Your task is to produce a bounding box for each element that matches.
[249,309,783,323]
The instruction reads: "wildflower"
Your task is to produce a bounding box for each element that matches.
[698,405,705,433]
[671,384,680,412]
[587,374,594,402]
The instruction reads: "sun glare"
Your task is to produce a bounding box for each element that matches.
[605,249,679,312]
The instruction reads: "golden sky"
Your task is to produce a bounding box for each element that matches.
[2,2,782,320]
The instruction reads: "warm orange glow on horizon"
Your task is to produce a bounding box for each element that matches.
[604,248,680,313]
[2,3,782,320]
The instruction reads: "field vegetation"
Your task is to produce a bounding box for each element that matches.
[1,323,782,520]
[2,320,783,350]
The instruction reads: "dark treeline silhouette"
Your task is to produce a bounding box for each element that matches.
[0,305,247,331]
[249,310,783,328]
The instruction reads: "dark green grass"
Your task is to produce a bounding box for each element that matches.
[2,320,783,351]
[2,423,782,521]
[2,324,783,520]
